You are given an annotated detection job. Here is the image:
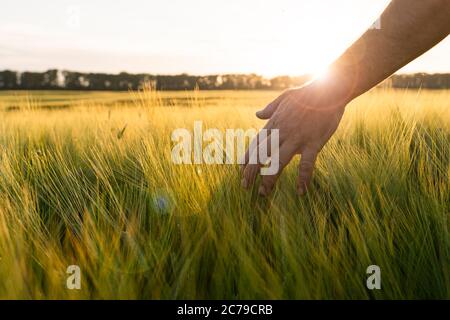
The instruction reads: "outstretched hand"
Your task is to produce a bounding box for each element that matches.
[241,0,450,197]
[241,81,348,196]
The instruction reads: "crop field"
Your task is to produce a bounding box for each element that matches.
[0,88,448,299]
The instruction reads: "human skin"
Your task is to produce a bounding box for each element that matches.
[241,0,450,196]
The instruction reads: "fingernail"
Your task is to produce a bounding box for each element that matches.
[258,185,267,196]
[256,110,265,118]
[298,186,306,196]
[241,178,248,189]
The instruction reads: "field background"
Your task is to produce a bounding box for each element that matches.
[0,88,449,299]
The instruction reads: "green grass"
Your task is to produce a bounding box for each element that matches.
[0,88,448,299]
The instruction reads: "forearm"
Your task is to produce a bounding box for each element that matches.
[327,0,450,103]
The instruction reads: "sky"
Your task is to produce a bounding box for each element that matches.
[1,0,449,77]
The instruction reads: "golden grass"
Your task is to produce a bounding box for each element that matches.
[0,88,448,299]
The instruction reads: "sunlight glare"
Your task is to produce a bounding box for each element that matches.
[312,66,331,81]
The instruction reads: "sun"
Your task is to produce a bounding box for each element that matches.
[311,66,331,81]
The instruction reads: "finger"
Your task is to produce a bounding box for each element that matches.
[255,91,289,119]
[241,162,261,189]
[240,117,276,169]
[240,132,261,172]
[258,143,297,197]
[241,130,274,189]
[297,148,318,196]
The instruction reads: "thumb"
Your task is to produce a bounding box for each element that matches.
[297,148,318,195]
[256,92,287,119]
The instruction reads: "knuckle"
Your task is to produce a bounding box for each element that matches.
[301,160,315,170]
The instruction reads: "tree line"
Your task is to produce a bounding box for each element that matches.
[0,70,449,91]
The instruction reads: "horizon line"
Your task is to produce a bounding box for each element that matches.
[2,68,450,78]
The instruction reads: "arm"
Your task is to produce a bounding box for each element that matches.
[329,0,450,104]
[241,0,450,196]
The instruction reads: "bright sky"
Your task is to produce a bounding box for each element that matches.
[1,0,449,77]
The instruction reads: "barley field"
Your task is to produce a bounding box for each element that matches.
[0,88,448,299]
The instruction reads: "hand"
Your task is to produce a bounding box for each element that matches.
[241,81,349,196]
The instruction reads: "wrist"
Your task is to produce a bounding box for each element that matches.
[306,70,356,110]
